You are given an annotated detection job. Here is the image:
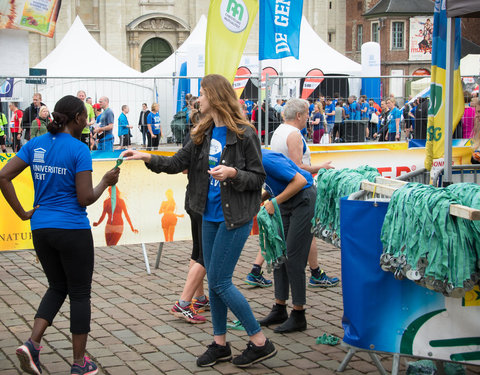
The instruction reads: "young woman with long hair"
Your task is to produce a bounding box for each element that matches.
[121,74,276,368]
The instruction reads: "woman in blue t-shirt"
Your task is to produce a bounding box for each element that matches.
[309,102,325,144]
[0,95,119,375]
[121,74,276,369]
[147,103,162,149]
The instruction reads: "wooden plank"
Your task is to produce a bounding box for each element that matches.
[375,177,407,187]
[361,181,480,221]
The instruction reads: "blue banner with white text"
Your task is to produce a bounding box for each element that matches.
[259,0,303,60]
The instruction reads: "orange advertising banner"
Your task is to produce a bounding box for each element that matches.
[301,68,324,99]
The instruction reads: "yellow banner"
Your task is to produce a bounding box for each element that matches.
[0,155,192,251]
[424,67,464,169]
[205,0,258,83]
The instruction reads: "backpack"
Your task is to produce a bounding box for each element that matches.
[170,108,188,143]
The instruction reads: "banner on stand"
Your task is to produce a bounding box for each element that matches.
[0,0,62,37]
[424,0,463,169]
[300,68,324,99]
[0,152,192,251]
[205,0,258,83]
[259,0,303,60]
[233,66,251,98]
[340,198,480,365]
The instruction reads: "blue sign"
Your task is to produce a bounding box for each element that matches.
[176,62,190,113]
[259,0,303,60]
[0,78,14,97]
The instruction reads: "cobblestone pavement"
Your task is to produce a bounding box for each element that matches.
[1,237,479,375]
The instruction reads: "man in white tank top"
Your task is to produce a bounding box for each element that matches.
[270,98,339,288]
[270,98,332,173]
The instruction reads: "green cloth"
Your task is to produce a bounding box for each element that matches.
[316,334,340,345]
[82,103,95,134]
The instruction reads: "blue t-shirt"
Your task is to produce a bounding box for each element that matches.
[312,112,323,131]
[325,103,335,124]
[387,107,402,133]
[118,112,129,136]
[262,149,313,197]
[410,106,416,129]
[349,101,361,120]
[360,102,370,120]
[147,112,161,135]
[245,100,254,115]
[309,103,314,116]
[203,126,227,222]
[16,132,92,230]
[100,108,114,141]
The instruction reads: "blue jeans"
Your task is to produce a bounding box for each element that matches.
[202,219,261,337]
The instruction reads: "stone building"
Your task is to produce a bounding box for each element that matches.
[28,0,347,73]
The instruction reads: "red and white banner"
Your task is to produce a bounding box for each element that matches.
[233,66,251,98]
[301,68,324,99]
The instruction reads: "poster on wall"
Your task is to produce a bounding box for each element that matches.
[409,16,433,61]
[0,0,61,37]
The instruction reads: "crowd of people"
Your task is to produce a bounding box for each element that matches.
[1,80,480,374]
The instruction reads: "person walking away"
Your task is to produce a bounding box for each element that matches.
[121,74,276,368]
[118,105,133,147]
[138,103,150,147]
[93,96,114,152]
[0,95,120,375]
[31,106,51,138]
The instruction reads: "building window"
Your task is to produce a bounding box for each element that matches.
[392,21,404,49]
[328,32,332,43]
[357,24,363,50]
[357,1,362,11]
[329,1,332,9]
[372,22,379,43]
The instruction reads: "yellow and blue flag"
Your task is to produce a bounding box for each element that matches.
[424,0,463,170]
[205,0,258,83]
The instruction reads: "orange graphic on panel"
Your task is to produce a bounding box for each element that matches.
[93,186,138,246]
[159,189,184,242]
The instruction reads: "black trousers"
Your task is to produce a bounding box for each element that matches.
[188,210,204,267]
[32,228,94,334]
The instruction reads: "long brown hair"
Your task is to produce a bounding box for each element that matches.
[191,74,254,145]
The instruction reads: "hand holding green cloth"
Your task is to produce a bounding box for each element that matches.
[110,156,124,222]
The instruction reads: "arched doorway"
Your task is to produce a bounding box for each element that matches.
[140,38,172,72]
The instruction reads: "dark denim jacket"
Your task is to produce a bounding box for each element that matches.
[146,124,265,229]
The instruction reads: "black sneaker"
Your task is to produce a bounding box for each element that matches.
[196,342,232,367]
[232,339,277,368]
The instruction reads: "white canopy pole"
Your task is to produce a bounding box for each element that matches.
[443,17,455,185]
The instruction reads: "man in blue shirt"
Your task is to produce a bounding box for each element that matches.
[118,105,132,147]
[245,99,254,120]
[386,98,401,141]
[93,96,114,152]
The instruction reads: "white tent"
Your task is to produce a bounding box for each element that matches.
[33,16,152,145]
[144,15,362,106]
[460,54,480,76]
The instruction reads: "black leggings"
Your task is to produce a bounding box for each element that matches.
[188,210,204,267]
[32,228,94,334]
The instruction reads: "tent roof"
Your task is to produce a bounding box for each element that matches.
[35,16,142,77]
[364,0,434,18]
[446,0,480,18]
[461,54,480,75]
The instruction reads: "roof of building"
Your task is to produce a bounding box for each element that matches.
[364,0,434,18]
[462,37,480,58]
